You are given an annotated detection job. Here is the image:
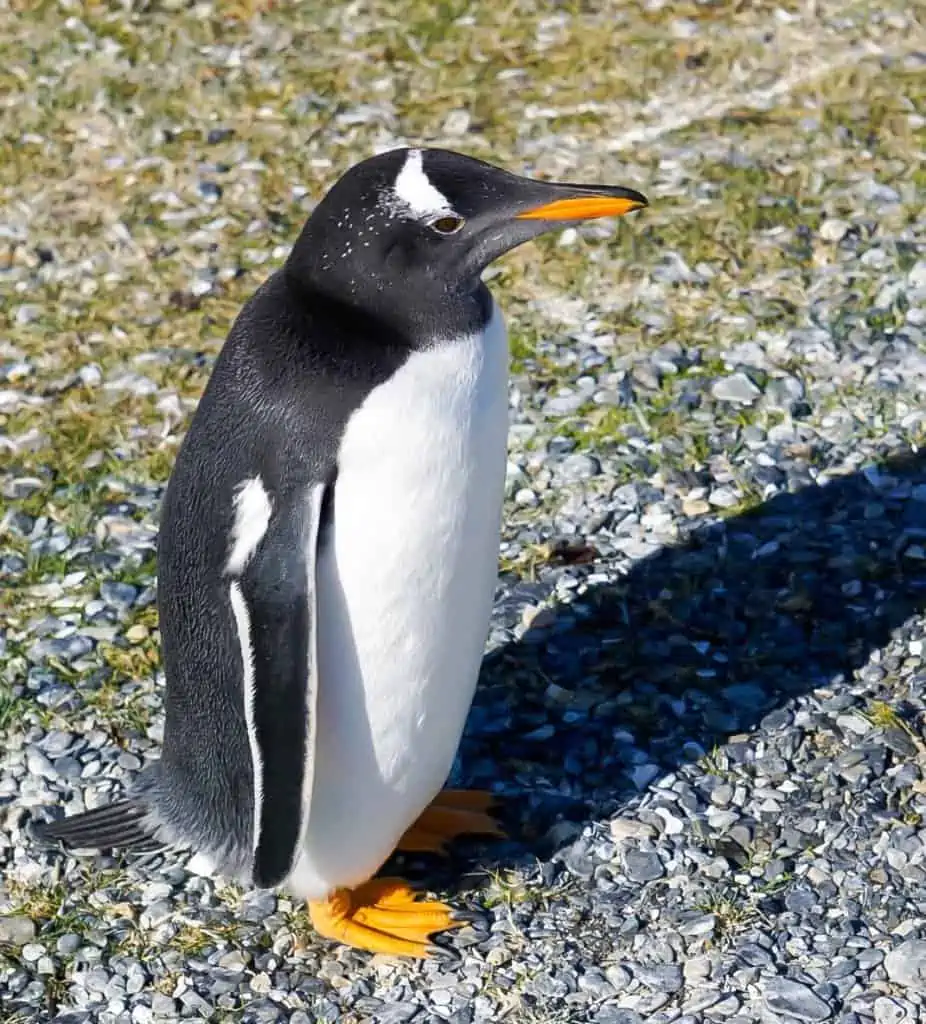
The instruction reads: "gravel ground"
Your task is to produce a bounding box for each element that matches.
[3,0,926,1022]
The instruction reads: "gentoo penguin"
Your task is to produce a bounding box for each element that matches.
[35,147,646,957]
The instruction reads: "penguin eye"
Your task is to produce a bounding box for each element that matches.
[428,214,466,235]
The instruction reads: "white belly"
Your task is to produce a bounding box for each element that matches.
[287,302,509,899]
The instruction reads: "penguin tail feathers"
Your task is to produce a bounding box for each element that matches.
[32,799,164,853]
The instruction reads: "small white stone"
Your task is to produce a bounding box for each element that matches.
[609,818,656,843]
[873,995,909,1024]
[14,304,40,325]
[441,109,471,136]
[250,972,272,994]
[819,218,850,242]
[885,939,926,988]
[711,372,761,405]
[0,915,36,946]
[514,487,539,507]
[654,806,684,835]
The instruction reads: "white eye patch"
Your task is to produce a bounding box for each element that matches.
[391,149,456,220]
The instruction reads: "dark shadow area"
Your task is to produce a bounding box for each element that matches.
[392,447,926,902]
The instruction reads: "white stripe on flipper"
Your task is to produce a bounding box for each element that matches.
[226,477,272,575]
[293,482,326,868]
[392,149,454,218]
[229,579,263,854]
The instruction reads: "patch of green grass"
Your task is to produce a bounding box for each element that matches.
[863,700,912,734]
[1,1013,33,1024]
[106,554,159,590]
[696,889,763,947]
[82,679,156,743]
[2,880,85,944]
[110,902,254,961]
[860,700,926,760]
[0,686,27,732]
[517,1009,576,1024]
[715,487,766,520]
[700,745,727,777]
[482,867,535,910]
[756,872,794,897]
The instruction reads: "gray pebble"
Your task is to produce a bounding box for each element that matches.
[605,965,632,992]
[763,978,832,1022]
[100,581,138,609]
[0,916,36,945]
[544,392,585,416]
[884,939,926,989]
[14,304,41,325]
[819,218,850,242]
[678,914,716,937]
[42,730,75,756]
[150,993,177,1017]
[139,900,172,928]
[633,963,683,993]
[857,949,884,970]
[712,372,762,404]
[873,996,909,1024]
[595,1010,644,1024]
[579,968,617,998]
[374,1004,420,1023]
[56,933,82,956]
[559,454,601,481]
[624,849,665,883]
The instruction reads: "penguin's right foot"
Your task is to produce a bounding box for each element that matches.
[396,788,506,857]
[308,877,471,957]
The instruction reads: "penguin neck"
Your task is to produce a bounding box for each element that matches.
[283,258,494,350]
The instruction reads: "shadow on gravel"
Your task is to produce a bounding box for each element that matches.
[398,447,926,902]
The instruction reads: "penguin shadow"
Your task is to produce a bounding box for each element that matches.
[388,447,926,904]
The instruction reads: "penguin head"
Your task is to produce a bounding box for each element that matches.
[286,147,647,337]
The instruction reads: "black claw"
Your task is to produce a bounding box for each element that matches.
[450,909,486,927]
[427,942,461,963]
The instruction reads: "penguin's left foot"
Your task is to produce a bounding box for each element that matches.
[308,878,471,957]
[396,788,506,857]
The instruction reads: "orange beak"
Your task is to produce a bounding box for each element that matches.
[516,194,647,221]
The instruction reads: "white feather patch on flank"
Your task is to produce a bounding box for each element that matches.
[226,477,272,575]
[185,852,217,878]
[229,580,263,854]
[392,149,454,218]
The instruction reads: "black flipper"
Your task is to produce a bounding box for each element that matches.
[240,481,325,889]
[32,799,162,852]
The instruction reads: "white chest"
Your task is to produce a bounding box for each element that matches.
[289,303,509,898]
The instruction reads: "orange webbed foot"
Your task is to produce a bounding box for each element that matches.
[308,877,472,957]
[396,788,506,858]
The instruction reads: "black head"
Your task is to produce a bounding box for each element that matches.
[285,147,647,341]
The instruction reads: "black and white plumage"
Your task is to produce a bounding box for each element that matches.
[35,147,646,903]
